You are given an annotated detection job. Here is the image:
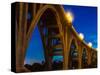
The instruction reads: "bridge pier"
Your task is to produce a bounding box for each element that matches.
[15,2,30,72]
[87,49,91,67]
[78,43,82,69]
[63,24,71,70]
[63,25,68,70]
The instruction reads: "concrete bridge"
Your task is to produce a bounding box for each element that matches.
[11,2,97,72]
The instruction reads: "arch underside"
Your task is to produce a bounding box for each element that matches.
[37,8,64,70]
[68,39,79,69]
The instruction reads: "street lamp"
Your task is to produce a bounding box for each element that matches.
[79,33,84,40]
[88,42,92,47]
[65,11,74,23]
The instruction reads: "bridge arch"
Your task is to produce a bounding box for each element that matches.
[81,48,88,68]
[14,3,97,72]
[68,39,79,69]
[90,50,97,68]
[27,5,63,40]
[25,5,65,70]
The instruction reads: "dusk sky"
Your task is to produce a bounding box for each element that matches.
[24,5,97,65]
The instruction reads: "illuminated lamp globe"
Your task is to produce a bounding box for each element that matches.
[88,42,92,47]
[65,11,74,23]
[79,33,84,40]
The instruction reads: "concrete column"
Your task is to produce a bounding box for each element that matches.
[33,4,36,18]
[87,49,91,66]
[16,3,30,72]
[16,2,24,72]
[63,26,70,70]
[63,26,68,70]
[78,43,82,69]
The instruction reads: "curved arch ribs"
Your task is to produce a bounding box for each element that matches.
[15,3,97,72]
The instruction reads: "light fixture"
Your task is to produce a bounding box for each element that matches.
[65,11,74,23]
[88,42,92,47]
[79,33,84,40]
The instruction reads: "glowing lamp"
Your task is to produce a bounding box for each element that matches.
[88,42,92,47]
[79,33,84,40]
[65,11,74,23]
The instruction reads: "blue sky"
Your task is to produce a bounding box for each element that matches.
[24,5,97,65]
[63,5,97,48]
